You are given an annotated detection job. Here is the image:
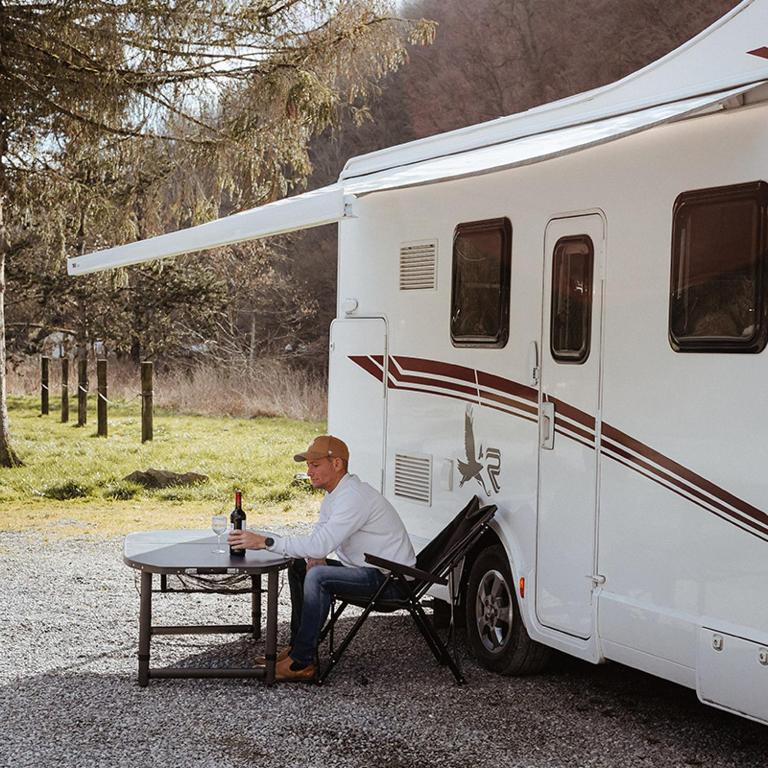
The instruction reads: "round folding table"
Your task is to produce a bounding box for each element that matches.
[124,529,291,685]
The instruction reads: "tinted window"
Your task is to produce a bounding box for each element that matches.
[551,235,594,363]
[670,182,767,353]
[450,218,511,347]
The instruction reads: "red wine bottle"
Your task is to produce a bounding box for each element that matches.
[229,490,246,556]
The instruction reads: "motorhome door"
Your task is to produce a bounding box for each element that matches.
[536,213,605,639]
[327,318,387,491]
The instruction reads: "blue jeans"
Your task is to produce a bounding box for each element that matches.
[288,559,405,666]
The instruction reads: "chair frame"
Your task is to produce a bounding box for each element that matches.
[316,499,496,685]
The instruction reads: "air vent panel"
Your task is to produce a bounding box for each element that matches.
[399,240,437,290]
[394,453,432,505]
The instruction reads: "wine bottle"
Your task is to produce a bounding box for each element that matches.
[229,490,246,557]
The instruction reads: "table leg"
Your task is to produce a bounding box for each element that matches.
[265,570,278,685]
[138,571,152,687]
[251,574,262,641]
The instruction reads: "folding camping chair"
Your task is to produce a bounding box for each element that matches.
[316,495,497,685]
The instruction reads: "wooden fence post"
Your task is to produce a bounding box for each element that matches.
[41,356,50,415]
[97,359,108,437]
[141,361,153,443]
[77,359,88,427]
[61,358,69,423]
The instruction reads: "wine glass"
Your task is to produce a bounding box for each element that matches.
[211,514,228,554]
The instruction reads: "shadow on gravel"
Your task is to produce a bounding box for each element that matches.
[2,616,768,768]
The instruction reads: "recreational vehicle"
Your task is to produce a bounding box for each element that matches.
[70,0,768,725]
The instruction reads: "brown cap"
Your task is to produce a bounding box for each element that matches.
[293,435,349,463]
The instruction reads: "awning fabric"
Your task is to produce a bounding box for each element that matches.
[68,82,763,275]
[343,84,762,196]
[67,184,350,275]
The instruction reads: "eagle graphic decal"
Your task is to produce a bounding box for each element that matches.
[457,405,501,496]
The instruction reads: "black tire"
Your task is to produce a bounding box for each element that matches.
[465,544,551,675]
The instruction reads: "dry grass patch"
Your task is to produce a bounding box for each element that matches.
[8,357,327,421]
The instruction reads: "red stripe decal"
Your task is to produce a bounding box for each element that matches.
[605,452,767,543]
[388,382,478,407]
[349,355,384,382]
[602,423,768,531]
[479,389,538,417]
[393,355,477,384]
[554,418,595,445]
[483,402,538,424]
[554,427,594,451]
[349,353,767,541]
[550,396,596,430]
[477,370,537,403]
[747,46,768,59]
[388,359,477,397]
[602,440,768,535]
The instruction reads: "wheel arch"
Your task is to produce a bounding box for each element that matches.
[459,519,527,610]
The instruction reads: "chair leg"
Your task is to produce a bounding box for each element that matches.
[318,600,348,647]
[412,603,464,684]
[317,577,393,684]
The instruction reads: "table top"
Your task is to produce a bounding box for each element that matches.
[123,529,291,574]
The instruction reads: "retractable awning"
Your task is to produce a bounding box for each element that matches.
[67,184,352,275]
[68,82,764,276]
[343,83,763,195]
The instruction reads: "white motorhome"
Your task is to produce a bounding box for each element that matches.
[71,0,768,724]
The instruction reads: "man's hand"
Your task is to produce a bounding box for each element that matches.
[306,558,327,571]
[227,529,268,550]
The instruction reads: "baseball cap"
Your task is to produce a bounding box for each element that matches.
[293,435,350,463]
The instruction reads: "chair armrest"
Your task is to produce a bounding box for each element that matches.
[364,553,448,586]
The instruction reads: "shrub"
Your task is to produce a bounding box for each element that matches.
[102,481,141,501]
[42,480,92,500]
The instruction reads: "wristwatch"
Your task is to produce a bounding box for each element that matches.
[264,536,275,549]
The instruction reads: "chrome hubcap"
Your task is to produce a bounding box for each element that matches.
[475,569,513,653]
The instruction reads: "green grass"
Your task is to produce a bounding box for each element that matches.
[0,395,325,537]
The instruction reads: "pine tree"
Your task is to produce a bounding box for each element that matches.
[0,0,433,466]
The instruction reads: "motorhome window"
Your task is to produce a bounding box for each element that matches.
[550,235,594,363]
[450,218,511,347]
[670,182,768,353]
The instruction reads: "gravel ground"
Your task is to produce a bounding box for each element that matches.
[1,530,767,768]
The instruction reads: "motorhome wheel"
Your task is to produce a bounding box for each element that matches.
[465,546,550,675]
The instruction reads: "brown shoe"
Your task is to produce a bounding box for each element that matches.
[275,656,317,682]
[255,646,292,666]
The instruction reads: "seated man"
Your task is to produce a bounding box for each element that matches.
[228,434,416,681]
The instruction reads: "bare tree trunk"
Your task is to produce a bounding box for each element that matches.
[75,202,89,364]
[0,196,22,468]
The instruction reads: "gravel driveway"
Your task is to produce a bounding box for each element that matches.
[1,530,766,768]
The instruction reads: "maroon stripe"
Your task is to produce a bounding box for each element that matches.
[479,389,538,416]
[602,440,768,536]
[388,360,477,397]
[602,422,768,530]
[349,355,384,382]
[477,370,537,403]
[554,427,595,451]
[388,381,478,407]
[550,396,595,430]
[605,451,768,543]
[483,402,538,424]
[554,417,594,445]
[353,351,768,542]
[393,355,477,385]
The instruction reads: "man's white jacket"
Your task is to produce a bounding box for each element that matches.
[270,473,416,569]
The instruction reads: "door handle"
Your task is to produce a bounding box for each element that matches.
[540,401,555,450]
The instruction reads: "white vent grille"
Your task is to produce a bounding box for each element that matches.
[399,240,437,290]
[394,453,432,505]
